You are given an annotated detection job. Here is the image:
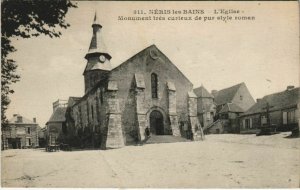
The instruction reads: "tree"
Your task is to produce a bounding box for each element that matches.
[1,0,77,127]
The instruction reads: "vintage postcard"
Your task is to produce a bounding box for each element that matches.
[1,0,299,188]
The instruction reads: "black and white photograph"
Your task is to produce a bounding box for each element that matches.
[1,0,299,188]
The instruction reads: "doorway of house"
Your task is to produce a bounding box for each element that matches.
[150,110,164,135]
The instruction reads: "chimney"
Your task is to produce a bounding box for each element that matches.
[211,90,218,97]
[13,114,18,117]
[257,98,262,103]
[286,85,294,91]
[33,118,36,123]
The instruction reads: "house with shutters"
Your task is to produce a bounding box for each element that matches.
[239,86,300,134]
[2,114,39,150]
[60,13,202,149]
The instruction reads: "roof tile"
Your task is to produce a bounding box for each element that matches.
[242,87,300,116]
[214,83,244,105]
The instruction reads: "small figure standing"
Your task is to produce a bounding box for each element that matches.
[145,127,150,138]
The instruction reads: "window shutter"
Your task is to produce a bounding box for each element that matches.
[250,118,252,128]
[243,119,246,129]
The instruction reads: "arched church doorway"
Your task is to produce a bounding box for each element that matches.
[150,110,164,135]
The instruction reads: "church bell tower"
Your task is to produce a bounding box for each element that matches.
[83,12,112,93]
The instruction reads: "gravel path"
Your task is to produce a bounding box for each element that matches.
[1,132,299,188]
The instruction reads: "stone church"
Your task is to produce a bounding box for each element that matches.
[64,14,202,149]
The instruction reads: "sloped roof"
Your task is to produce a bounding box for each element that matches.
[241,87,300,116]
[85,13,110,58]
[111,44,193,87]
[74,44,194,107]
[194,85,213,98]
[8,114,36,125]
[214,82,245,105]
[47,107,67,124]
[219,103,244,113]
[92,11,102,27]
[84,13,112,74]
[84,58,112,72]
[188,91,197,98]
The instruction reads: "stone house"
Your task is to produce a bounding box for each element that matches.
[211,82,255,133]
[46,99,67,145]
[240,86,300,134]
[2,114,39,149]
[63,14,202,149]
[194,85,216,130]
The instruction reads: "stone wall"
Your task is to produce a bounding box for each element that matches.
[84,66,110,93]
[188,92,202,141]
[196,97,215,130]
[167,82,180,136]
[207,121,224,134]
[109,46,194,142]
[66,45,198,148]
[69,80,125,149]
[105,82,125,148]
[134,74,147,141]
[69,83,108,146]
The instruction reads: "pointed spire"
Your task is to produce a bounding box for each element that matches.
[85,12,111,60]
[92,11,102,28]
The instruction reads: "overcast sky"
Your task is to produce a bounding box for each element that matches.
[7,1,299,127]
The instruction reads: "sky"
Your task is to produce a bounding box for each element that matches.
[6,1,299,127]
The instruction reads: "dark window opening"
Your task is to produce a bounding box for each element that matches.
[100,89,104,103]
[79,106,83,127]
[96,97,100,123]
[86,102,90,124]
[151,73,158,98]
[91,105,94,120]
[27,127,31,134]
[62,123,68,135]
